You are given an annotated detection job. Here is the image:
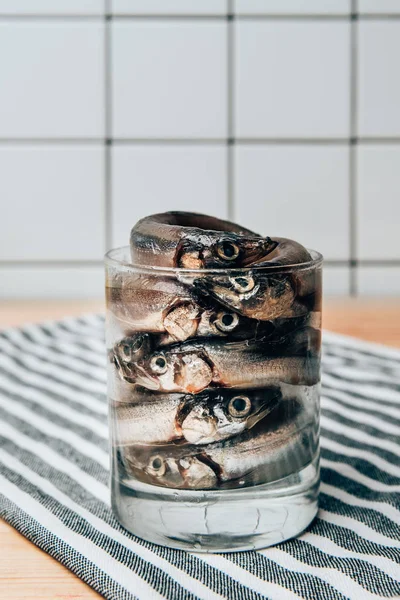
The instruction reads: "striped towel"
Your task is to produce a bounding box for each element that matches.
[0,315,399,600]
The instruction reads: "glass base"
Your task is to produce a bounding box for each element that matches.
[111,457,319,552]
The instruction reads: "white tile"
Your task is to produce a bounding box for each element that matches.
[112,22,227,139]
[359,0,400,14]
[235,21,350,139]
[235,0,350,15]
[0,146,104,260]
[112,0,226,14]
[0,267,104,299]
[234,145,349,260]
[357,146,400,260]
[323,266,350,296]
[0,0,104,14]
[0,22,104,138]
[358,22,400,137]
[112,145,227,248]
[358,267,400,296]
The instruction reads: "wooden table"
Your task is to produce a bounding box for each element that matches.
[1,298,399,600]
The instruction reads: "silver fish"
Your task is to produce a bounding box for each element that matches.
[193,271,306,321]
[180,387,281,444]
[124,399,317,489]
[127,336,320,393]
[112,387,281,446]
[112,333,153,367]
[251,237,312,268]
[112,393,185,446]
[250,237,321,302]
[107,275,243,343]
[130,211,276,269]
[106,275,200,340]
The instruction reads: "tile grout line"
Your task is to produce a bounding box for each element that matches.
[349,0,358,296]
[0,137,400,145]
[227,2,234,221]
[104,0,112,253]
[2,13,400,21]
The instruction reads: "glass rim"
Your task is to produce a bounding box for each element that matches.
[105,246,323,275]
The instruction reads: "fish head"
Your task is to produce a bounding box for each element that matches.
[136,349,213,394]
[194,272,295,320]
[194,271,260,313]
[110,334,154,384]
[175,232,276,269]
[180,388,282,444]
[205,235,277,269]
[218,388,281,429]
[235,387,282,428]
[128,450,218,489]
[195,306,240,339]
[114,333,152,364]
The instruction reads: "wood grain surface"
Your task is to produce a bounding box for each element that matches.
[0,298,399,600]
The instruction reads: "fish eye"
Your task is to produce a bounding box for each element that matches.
[216,240,240,261]
[150,354,168,375]
[231,276,255,293]
[148,455,166,476]
[228,396,252,418]
[130,336,144,353]
[215,311,239,332]
[121,344,131,360]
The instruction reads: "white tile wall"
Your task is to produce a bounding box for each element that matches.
[357,146,400,260]
[358,268,400,296]
[234,145,350,260]
[0,1,104,14]
[0,146,104,260]
[235,21,350,139]
[112,21,227,139]
[112,145,228,247]
[0,5,399,299]
[112,0,227,15]
[234,1,350,15]
[358,22,400,137]
[0,22,104,138]
[359,0,400,14]
[323,267,351,296]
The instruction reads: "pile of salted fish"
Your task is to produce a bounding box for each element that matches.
[106,212,321,490]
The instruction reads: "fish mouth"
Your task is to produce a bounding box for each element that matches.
[181,413,218,445]
[176,454,221,489]
[182,425,216,445]
[131,364,160,390]
[112,353,137,383]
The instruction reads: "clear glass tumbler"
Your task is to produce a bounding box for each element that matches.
[105,246,323,552]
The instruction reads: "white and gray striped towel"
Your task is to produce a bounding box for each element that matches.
[0,314,399,600]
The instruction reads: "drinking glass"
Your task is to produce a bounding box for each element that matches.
[105,246,322,552]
